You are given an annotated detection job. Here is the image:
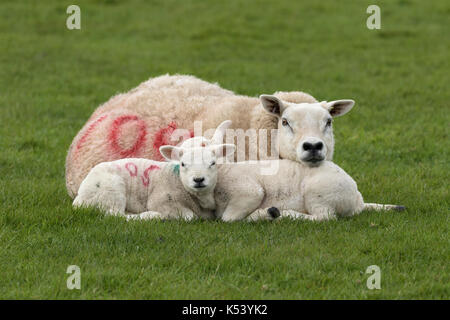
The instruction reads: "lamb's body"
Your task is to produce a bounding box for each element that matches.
[66,74,317,198]
[73,158,214,220]
[213,160,373,221]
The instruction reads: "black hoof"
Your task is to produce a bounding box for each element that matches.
[267,207,280,219]
[395,205,406,211]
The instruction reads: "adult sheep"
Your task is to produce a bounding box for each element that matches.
[66,74,354,198]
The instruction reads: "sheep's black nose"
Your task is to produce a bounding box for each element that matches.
[193,177,205,183]
[303,142,323,152]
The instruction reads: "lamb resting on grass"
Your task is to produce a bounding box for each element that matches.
[159,101,405,222]
[72,122,235,220]
[161,151,405,222]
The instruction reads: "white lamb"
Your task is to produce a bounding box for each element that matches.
[72,122,235,220]
[161,150,404,222]
[159,99,405,222]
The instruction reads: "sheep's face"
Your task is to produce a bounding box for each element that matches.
[160,144,235,195]
[260,95,354,167]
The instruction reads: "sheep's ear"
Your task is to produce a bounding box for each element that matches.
[211,144,236,159]
[260,94,285,117]
[324,100,355,117]
[159,146,183,161]
[211,120,232,144]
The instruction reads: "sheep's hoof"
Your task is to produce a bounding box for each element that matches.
[394,205,406,211]
[267,207,280,219]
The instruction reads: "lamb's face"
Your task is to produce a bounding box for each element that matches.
[179,148,218,193]
[260,95,354,167]
[159,144,236,195]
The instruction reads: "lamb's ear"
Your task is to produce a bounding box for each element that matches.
[159,146,183,162]
[211,144,236,159]
[260,94,285,117]
[211,120,232,144]
[325,100,355,117]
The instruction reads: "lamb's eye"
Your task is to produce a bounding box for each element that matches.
[281,118,289,126]
[181,162,185,167]
[210,161,216,166]
[325,118,332,127]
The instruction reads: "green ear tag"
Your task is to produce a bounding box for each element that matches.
[172,164,180,176]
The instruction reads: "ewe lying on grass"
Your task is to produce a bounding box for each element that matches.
[72,123,235,220]
[66,74,337,198]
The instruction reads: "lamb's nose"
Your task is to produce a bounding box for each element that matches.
[303,142,323,152]
[193,177,205,183]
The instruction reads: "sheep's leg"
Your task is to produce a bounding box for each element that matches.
[220,181,265,222]
[221,195,264,222]
[126,211,164,221]
[280,208,335,221]
[246,207,318,221]
[73,171,127,216]
[279,209,317,221]
[308,206,337,221]
[246,207,281,221]
[127,208,196,221]
[364,203,406,211]
[262,208,335,221]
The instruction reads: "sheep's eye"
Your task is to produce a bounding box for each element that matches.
[210,161,216,166]
[281,118,289,126]
[325,118,332,127]
[181,162,185,167]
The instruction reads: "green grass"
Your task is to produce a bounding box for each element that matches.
[0,0,448,299]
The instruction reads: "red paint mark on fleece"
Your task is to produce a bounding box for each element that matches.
[75,114,108,153]
[152,121,178,160]
[125,162,138,177]
[108,115,147,157]
[153,122,195,160]
[141,165,160,186]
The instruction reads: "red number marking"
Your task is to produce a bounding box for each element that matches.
[108,115,147,157]
[141,165,160,186]
[125,162,138,177]
[152,122,195,160]
[152,121,178,160]
[75,114,108,153]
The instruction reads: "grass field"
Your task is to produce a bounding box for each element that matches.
[0,0,448,299]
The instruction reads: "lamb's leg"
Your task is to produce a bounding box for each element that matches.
[269,208,335,221]
[280,209,317,221]
[127,209,196,221]
[307,206,337,221]
[73,171,126,216]
[246,207,318,221]
[220,181,265,222]
[126,211,164,221]
[221,195,264,222]
[246,207,281,221]
[364,203,406,211]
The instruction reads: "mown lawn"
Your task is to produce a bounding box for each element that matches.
[0,0,448,299]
